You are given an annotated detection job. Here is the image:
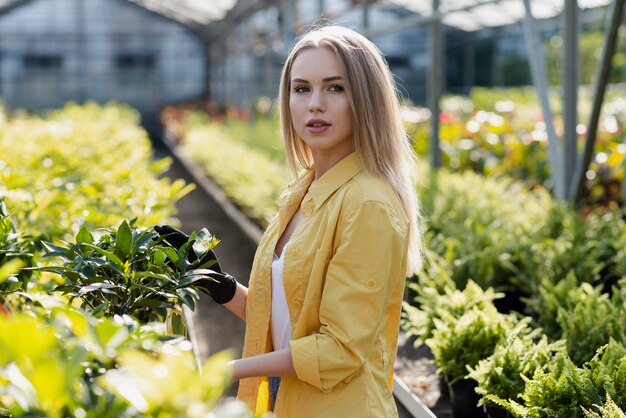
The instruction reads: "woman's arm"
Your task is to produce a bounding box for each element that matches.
[230,348,296,381]
[223,282,248,320]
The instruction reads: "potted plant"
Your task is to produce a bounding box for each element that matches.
[33,220,219,335]
[583,394,626,417]
[467,317,565,418]
[491,340,626,418]
[556,283,626,366]
[403,276,504,348]
[425,304,510,418]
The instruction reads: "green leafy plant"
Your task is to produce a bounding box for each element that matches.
[0,305,245,418]
[468,318,566,408]
[426,304,509,384]
[403,278,504,348]
[0,199,34,299]
[583,394,626,417]
[529,275,626,364]
[526,272,580,339]
[181,123,287,227]
[0,102,193,240]
[492,341,626,418]
[557,284,626,366]
[34,220,219,326]
[492,353,602,418]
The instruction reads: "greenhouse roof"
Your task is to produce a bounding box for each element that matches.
[387,0,613,31]
[0,0,237,29]
[0,0,615,34]
[125,0,237,27]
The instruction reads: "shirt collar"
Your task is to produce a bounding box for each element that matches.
[306,152,363,210]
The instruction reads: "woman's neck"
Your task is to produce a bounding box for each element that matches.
[311,146,355,181]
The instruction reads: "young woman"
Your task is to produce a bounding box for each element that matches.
[157,25,422,418]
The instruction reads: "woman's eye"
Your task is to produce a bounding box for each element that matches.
[329,84,345,92]
[294,86,310,93]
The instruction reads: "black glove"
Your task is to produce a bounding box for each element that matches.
[154,225,237,304]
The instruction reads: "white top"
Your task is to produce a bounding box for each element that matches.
[271,243,292,351]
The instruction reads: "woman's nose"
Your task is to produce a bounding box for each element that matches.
[308,90,325,112]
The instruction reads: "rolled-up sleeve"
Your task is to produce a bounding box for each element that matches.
[289,199,408,391]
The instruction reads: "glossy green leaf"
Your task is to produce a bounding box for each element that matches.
[132,298,167,308]
[176,288,198,310]
[83,244,123,268]
[153,249,165,268]
[170,312,186,337]
[115,221,132,260]
[162,247,179,266]
[76,226,94,244]
[77,283,121,297]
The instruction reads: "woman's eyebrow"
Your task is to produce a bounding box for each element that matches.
[291,76,344,83]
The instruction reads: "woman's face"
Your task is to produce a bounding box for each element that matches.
[289,47,354,164]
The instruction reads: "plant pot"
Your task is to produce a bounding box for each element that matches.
[438,374,450,401]
[493,290,527,314]
[484,404,511,418]
[447,378,487,418]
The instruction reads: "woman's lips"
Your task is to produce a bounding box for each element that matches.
[306,119,331,133]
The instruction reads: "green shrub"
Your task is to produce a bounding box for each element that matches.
[403,278,503,348]
[0,102,193,240]
[34,221,219,328]
[426,305,509,384]
[527,272,580,339]
[0,307,242,418]
[583,394,626,418]
[557,284,626,365]
[181,124,288,227]
[493,341,626,418]
[468,318,566,407]
[0,199,35,297]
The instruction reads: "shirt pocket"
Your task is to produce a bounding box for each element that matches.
[302,247,331,305]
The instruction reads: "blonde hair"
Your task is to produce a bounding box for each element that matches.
[278,25,423,274]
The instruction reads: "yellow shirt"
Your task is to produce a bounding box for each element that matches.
[237,152,409,418]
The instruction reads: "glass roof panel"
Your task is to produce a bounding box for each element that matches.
[386,0,612,31]
[126,0,237,26]
[0,0,238,25]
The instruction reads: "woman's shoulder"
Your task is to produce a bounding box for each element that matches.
[341,171,407,220]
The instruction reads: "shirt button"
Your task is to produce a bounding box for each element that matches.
[294,301,302,310]
[290,248,299,258]
[366,279,377,289]
[302,206,313,217]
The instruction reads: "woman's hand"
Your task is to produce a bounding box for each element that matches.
[154,225,238,304]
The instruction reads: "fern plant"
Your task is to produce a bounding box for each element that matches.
[557,283,626,365]
[426,305,509,384]
[583,394,626,418]
[491,341,626,418]
[468,317,566,408]
[403,276,504,348]
[490,353,603,418]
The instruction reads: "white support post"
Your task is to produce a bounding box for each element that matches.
[562,0,579,199]
[428,0,443,168]
[362,0,370,31]
[522,0,564,198]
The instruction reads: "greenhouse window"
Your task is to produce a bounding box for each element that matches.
[114,54,155,70]
[22,54,63,69]
[385,56,410,67]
